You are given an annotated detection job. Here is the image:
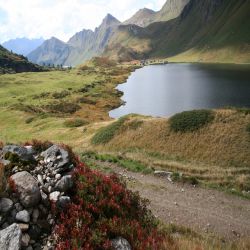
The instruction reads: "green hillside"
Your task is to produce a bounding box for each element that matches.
[0,45,42,73]
[105,0,250,63]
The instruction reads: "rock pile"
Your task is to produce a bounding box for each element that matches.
[0,144,76,250]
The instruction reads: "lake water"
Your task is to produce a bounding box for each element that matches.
[109,63,250,118]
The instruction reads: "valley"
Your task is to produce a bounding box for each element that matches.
[0,0,250,249]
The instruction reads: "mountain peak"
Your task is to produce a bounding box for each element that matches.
[101,14,121,27]
[138,8,155,14]
[123,7,155,27]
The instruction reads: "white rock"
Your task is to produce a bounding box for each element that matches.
[49,192,61,202]
[55,174,61,180]
[0,223,22,250]
[111,237,131,250]
[16,210,30,223]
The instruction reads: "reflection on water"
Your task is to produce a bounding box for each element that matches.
[109,64,250,118]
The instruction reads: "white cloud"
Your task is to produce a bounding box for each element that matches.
[0,0,166,43]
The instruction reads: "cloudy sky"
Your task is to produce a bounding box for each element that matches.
[0,0,166,43]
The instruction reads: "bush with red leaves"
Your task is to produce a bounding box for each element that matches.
[54,162,165,250]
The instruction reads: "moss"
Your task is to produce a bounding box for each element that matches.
[170,110,214,132]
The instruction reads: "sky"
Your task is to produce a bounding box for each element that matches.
[0,0,166,43]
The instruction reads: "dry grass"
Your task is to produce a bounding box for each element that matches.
[91,110,250,190]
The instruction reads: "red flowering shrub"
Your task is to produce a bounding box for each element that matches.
[54,162,165,250]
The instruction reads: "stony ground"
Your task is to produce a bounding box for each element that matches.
[100,163,250,240]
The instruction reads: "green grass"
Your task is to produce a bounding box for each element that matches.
[169,110,214,132]
[82,151,153,174]
[0,63,135,145]
[91,116,128,144]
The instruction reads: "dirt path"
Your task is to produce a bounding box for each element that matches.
[102,164,250,239]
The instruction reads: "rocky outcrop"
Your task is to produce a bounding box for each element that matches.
[10,171,40,208]
[111,237,132,250]
[0,143,76,250]
[2,145,35,163]
[0,223,22,250]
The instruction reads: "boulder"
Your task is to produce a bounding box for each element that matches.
[2,145,35,162]
[0,198,13,213]
[41,145,71,173]
[10,171,40,208]
[0,223,22,250]
[54,175,73,192]
[111,237,131,250]
[49,192,61,202]
[16,210,30,223]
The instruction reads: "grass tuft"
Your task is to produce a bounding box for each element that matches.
[170,109,214,132]
[91,116,128,145]
[64,118,88,128]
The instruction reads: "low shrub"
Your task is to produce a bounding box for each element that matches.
[170,110,214,132]
[76,97,96,105]
[44,102,81,114]
[54,162,165,249]
[52,90,70,99]
[91,117,128,145]
[236,107,250,115]
[92,57,117,67]
[64,118,88,128]
[25,117,35,124]
[24,139,53,152]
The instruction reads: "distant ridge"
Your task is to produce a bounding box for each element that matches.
[2,37,44,56]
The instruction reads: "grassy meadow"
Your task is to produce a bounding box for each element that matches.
[87,110,250,196]
[0,61,136,144]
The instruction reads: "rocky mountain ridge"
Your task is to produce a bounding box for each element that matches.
[28,14,121,66]
[104,0,250,63]
[124,0,190,27]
